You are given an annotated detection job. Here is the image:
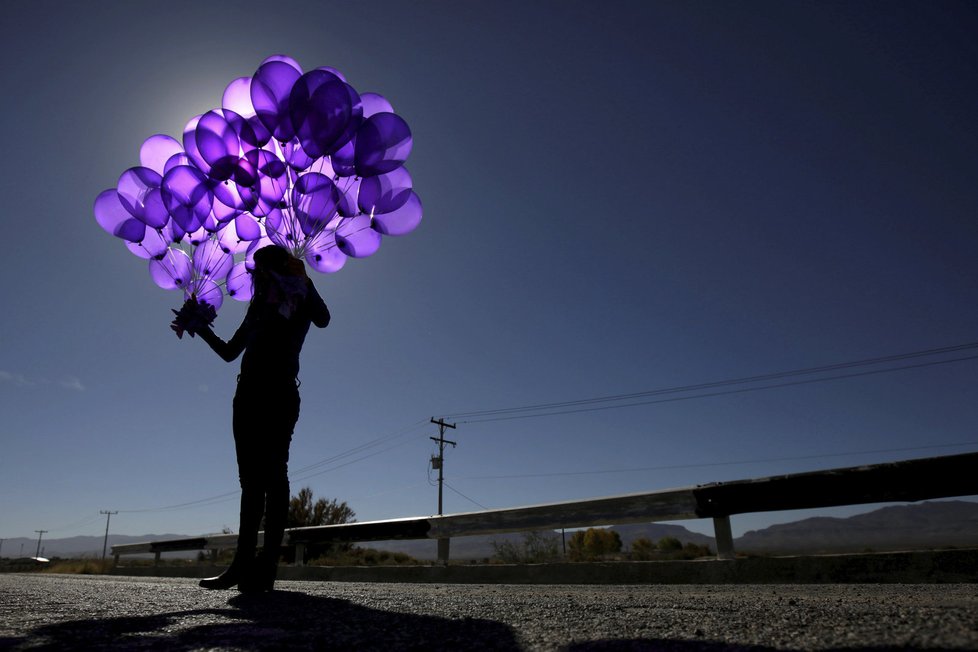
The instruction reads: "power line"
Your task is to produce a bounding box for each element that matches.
[449,351,978,424]
[457,440,978,481]
[443,481,490,511]
[118,420,431,514]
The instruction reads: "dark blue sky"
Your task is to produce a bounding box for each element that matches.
[2,0,976,541]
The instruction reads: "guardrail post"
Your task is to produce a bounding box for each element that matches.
[113,554,119,567]
[437,538,450,564]
[712,516,735,560]
[294,543,306,567]
[154,551,161,566]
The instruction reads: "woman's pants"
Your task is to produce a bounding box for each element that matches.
[231,378,300,565]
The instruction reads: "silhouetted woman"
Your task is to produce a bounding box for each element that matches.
[180,244,329,592]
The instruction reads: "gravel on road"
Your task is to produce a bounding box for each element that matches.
[1,574,975,651]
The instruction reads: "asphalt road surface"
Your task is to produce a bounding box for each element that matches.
[1,574,975,650]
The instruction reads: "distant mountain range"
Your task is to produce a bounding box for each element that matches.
[4,501,977,560]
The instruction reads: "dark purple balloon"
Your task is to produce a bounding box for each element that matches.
[329,137,357,177]
[195,111,239,180]
[336,177,361,217]
[251,60,302,143]
[354,112,412,176]
[289,70,352,159]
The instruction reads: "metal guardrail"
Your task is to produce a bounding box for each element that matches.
[111,451,978,564]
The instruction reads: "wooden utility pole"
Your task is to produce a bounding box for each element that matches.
[100,511,118,560]
[430,417,457,563]
[34,530,47,559]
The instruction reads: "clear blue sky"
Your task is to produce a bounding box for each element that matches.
[2,0,976,544]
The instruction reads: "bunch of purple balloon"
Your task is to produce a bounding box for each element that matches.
[94,55,421,311]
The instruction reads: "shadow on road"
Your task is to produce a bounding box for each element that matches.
[0,589,520,651]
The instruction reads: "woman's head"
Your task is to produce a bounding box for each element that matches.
[253,245,292,275]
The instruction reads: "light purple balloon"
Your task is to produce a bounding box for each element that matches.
[305,228,347,273]
[260,54,303,73]
[139,134,183,175]
[117,167,162,221]
[192,239,233,281]
[226,261,254,301]
[217,222,254,255]
[358,167,412,215]
[149,248,192,290]
[187,277,224,310]
[336,214,382,258]
[360,92,393,118]
[372,191,423,236]
[94,189,145,242]
[164,152,194,174]
[125,225,169,259]
[223,77,256,118]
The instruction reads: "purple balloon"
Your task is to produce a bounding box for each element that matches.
[358,167,412,215]
[316,65,347,82]
[251,60,302,143]
[98,55,420,314]
[164,152,194,174]
[226,261,254,301]
[139,134,183,175]
[216,222,253,255]
[195,111,240,180]
[187,277,224,310]
[149,248,192,290]
[305,228,347,273]
[94,189,145,242]
[289,70,353,159]
[192,238,234,282]
[360,92,393,118]
[372,191,423,236]
[292,172,339,235]
[161,165,213,232]
[125,225,169,259]
[354,112,412,176]
[117,167,162,221]
[336,214,382,258]
[329,137,357,177]
[336,177,361,217]
[222,77,255,119]
[260,54,302,73]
